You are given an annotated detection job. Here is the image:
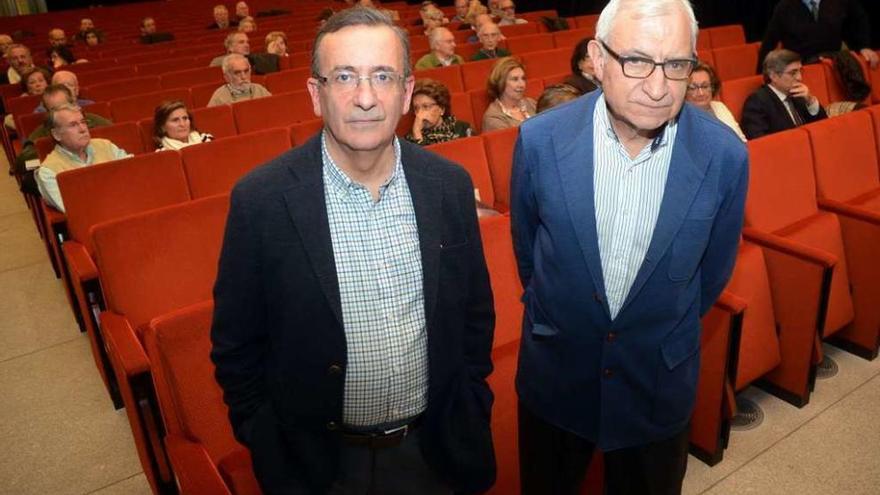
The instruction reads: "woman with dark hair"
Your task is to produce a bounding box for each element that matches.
[686,62,746,141]
[564,37,598,94]
[20,67,50,96]
[83,29,103,47]
[406,78,472,145]
[152,100,213,151]
[47,45,83,69]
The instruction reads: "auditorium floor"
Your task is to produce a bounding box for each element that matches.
[0,170,878,495]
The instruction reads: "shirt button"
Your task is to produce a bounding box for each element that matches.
[606,332,617,342]
[327,364,343,376]
[326,421,339,431]
[603,368,614,378]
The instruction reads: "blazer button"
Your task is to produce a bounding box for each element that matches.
[603,368,614,378]
[606,332,617,342]
[326,421,338,431]
[328,364,343,376]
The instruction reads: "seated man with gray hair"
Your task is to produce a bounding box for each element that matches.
[36,104,131,212]
[472,21,510,61]
[210,31,250,67]
[741,47,827,139]
[208,54,271,107]
[414,27,463,70]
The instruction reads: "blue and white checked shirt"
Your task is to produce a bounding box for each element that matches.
[321,132,428,428]
[593,94,677,319]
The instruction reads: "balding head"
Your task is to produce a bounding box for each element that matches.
[477,22,502,51]
[48,28,67,47]
[51,70,80,99]
[429,27,456,59]
[0,34,13,55]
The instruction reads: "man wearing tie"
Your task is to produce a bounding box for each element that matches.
[741,48,827,140]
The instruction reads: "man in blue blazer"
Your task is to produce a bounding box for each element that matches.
[510,0,748,493]
[211,7,496,494]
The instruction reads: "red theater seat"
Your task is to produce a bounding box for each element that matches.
[110,88,193,123]
[414,64,465,93]
[482,127,518,212]
[232,91,314,134]
[160,66,224,90]
[712,43,760,81]
[427,136,495,207]
[264,67,312,94]
[84,76,162,102]
[720,75,763,125]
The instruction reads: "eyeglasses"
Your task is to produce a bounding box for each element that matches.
[599,40,696,81]
[686,83,713,93]
[315,70,404,92]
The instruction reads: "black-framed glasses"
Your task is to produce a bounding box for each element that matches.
[599,40,696,81]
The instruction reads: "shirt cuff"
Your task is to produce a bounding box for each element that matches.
[806,98,820,116]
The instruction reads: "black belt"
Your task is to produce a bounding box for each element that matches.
[339,415,423,449]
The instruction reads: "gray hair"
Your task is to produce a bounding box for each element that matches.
[224,32,247,51]
[311,6,412,78]
[221,53,250,74]
[428,27,452,49]
[595,0,698,52]
[762,48,801,82]
[46,103,82,133]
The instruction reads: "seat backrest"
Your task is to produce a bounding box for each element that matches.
[145,300,244,464]
[232,90,314,134]
[506,33,554,55]
[745,129,819,232]
[697,49,715,71]
[712,42,759,81]
[289,118,323,147]
[867,106,880,161]
[136,56,197,76]
[801,63,830,108]
[478,215,523,349]
[181,127,291,198]
[76,65,139,88]
[190,81,222,108]
[450,91,476,130]
[499,22,538,39]
[110,88,193,123]
[90,122,146,155]
[469,88,491,134]
[804,110,879,202]
[83,101,112,120]
[573,14,599,30]
[426,136,495,207]
[264,67,312,94]
[720,75,763,124]
[552,28,594,52]
[482,127,519,212]
[521,48,570,78]
[192,104,238,140]
[413,64,464,93]
[84,76,162,102]
[67,59,118,73]
[93,194,229,330]
[6,93,42,118]
[160,66,224,90]
[461,58,498,92]
[58,150,191,254]
[19,112,47,140]
[707,24,746,49]
[696,31,712,51]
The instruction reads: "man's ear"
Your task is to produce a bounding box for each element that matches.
[402,75,415,115]
[306,78,324,118]
[587,40,604,83]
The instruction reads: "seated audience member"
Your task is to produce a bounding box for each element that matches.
[824,49,871,116]
[741,48,827,140]
[76,18,102,43]
[415,28,463,70]
[7,44,36,84]
[406,79,473,145]
[459,3,489,32]
[488,0,503,17]
[234,1,250,23]
[686,62,747,142]
[21,68,50,96]
[265,31,288,57]
[497,0,527,25]
[0,34,11,84]
[139,17,175,44]
[564,37,598,94]
[482,56,535,131]
[14,84,112,182]
[452,0,470,22]
[208,54,271,107]
[47,46,84,69]
[238,16,257,33]
[209,4,237,29]
[472,22,510,61]
[48,28,68,48]
[83,29,103,47]
[36,104,131,212]
[421,5,449,35]
[0,33,12,56]
[35,71,94,112]
[153,100,214,151]
[210,32,250,67]
[467,12,494,42]
[536,83,581,113]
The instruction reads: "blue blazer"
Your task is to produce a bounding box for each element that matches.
[510,92,748,451]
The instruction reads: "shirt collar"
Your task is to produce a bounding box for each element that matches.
[802,0,819,10]
[595,92,675,155]
[768,83,790,103]
[321,130,403,199]
[54,142,93,164]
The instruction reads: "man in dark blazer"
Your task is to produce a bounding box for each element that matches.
[742,48,827,140]
[510,0,748,493]
[211,7,496,495]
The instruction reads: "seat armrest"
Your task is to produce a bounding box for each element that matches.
[165,435,232,495]
[101,311,150,376]
[817,198,880,225]
[742,227,837,267]
[62,241,98,281]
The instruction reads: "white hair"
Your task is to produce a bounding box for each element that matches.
[595,0,698,52]
[222,53,249,74]
[428,27,452,49]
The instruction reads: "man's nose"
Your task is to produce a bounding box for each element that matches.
[642,67,669,101]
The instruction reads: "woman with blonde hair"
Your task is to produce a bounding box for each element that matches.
[264,31,288,57]
[482,56,536,131]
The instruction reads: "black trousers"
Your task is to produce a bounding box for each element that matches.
[518,402,690,495]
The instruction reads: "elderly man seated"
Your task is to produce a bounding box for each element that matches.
[139,17,175,44]
[209,4,237,29]
[75,18,103,42]
[36,104,131,212]
[35,71,93,112]
[415,27,463,70]
[472,21,510,60]
[210,32,250,66]
[48,28,68,48]
[208,54,271,107]
[497,0,527,25]
[235,1,250,23]
[7,44,36,84]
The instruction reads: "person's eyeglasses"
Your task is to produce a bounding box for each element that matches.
[315,70,404,92]
[599,40,696,81]
[686,83,713,93]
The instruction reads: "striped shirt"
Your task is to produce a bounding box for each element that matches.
[593,94,677,319]
[321,132,429,428]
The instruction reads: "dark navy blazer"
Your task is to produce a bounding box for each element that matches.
[510,91,748,451]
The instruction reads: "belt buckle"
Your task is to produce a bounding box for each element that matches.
[382,423,409,438]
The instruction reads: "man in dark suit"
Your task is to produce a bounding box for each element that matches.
[758,0,878,70]
[510,0,748,493]
[211,6,496,495]
[742,48,827,140]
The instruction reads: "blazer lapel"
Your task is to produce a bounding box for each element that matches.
[617,105,707,315]
[400,142,443,330]
[282,135,343,327]
[554,93,610,317]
